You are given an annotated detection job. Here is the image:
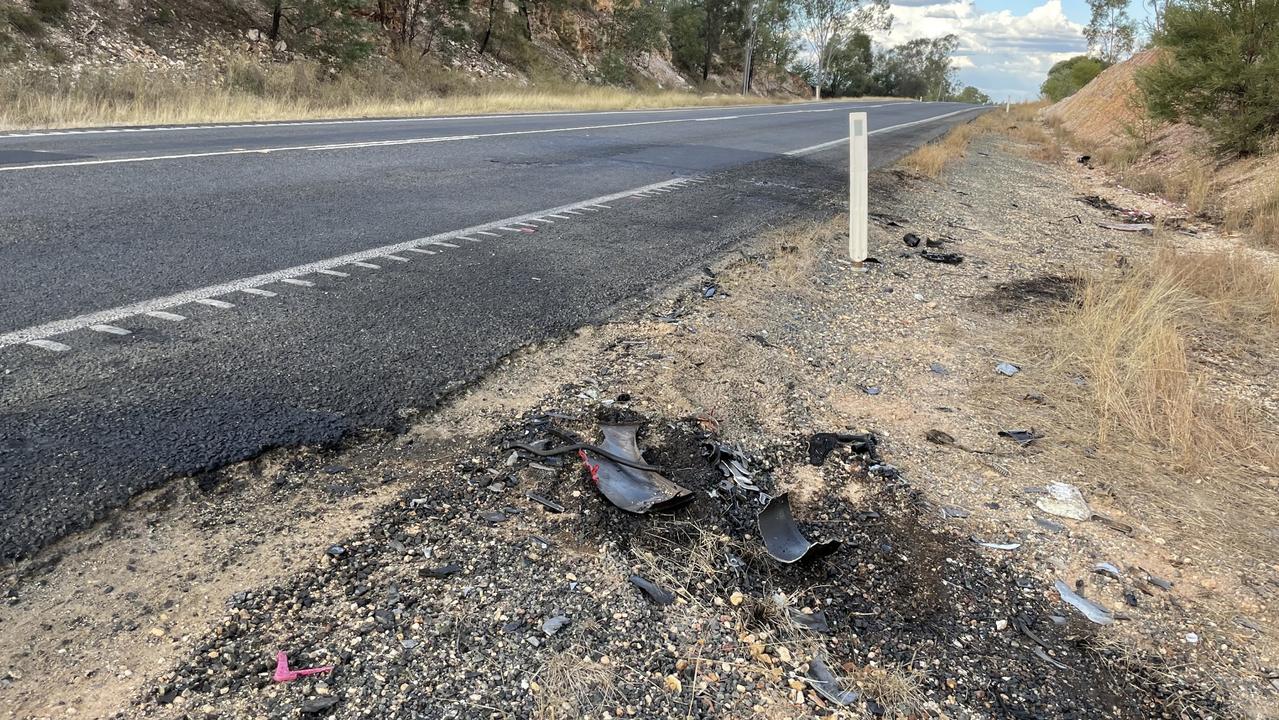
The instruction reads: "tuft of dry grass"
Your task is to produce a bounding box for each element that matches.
[1051,244,1278,464]
[898,121,979,178]
[532,645,619,720]
[1044,243,1279,564]
[1226,186,1279,251]
[0,56,804,130]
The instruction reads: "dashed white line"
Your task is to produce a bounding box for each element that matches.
[456,236,481,242]
[383,255,411,262]
[317,269,350,277]
[145,311,186,321]
[89,324,131,335]
[26,339,70,352]
[404,248,436,255]
[0,176,688,349]
[280,278,315,286]
[241,288,278,297]
[499,226,523,232]
[547,214,572,219]
[476,231,501,236]
[513,222,539,228]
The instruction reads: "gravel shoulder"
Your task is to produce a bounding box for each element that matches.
[3,131,1275,719]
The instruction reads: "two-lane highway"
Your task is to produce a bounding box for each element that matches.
[0,99,983,559]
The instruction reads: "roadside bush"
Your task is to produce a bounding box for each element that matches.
[5,8,44,36]
[1138,0,1279,155]
[33,0,71,23]
[1040,55,1106,101]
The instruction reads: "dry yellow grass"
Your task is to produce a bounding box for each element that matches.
[898,102,1058,178]
[1044,243,1279,563]
[0,57,812,130]
[1227,186,1279,251]
[1052,245,1278,462]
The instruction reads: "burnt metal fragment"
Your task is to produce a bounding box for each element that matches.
[757,493,841,564]
[579,423,693,514]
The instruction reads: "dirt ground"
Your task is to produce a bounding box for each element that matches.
[2,130,1276,719]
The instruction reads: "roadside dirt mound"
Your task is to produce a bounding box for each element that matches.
[1044,49,1165,150]
[1047,49,1279,225]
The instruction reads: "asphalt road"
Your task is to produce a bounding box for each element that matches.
[0,99,984,560]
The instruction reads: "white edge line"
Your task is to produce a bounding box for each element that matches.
[0,176,691,348]
[145,311,186,321]
[0,100,912,140]
[0,104,929,173]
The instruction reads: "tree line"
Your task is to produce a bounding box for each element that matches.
[1043,0,1277,156]
[259,0,989,101]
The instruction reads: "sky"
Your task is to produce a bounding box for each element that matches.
[869,0,1153,101]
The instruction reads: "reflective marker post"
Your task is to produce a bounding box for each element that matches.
[849,112,869,270]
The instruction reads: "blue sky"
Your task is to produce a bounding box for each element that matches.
[871,0,1153,100]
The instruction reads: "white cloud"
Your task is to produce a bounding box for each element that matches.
[873,0,1087,100]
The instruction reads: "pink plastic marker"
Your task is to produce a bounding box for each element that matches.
[273,651,334,683]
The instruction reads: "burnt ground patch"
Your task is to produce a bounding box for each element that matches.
[136,406,1231,719]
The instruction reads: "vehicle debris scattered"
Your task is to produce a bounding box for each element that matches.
[803,656,862,706]
[577,423,694,513]
[272,651,333,683]
[1034,482,1092,520]
[1053,580,1115,625]
[757,493,842,563]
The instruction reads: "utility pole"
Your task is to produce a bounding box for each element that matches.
[741,0,757,95]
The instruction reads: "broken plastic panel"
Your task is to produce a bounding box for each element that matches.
[803,657,860,706]
[273,651,334,683]
[628,575,676,606]
[1053,580,1114,625]
[579,423,693,514]
[999,429,1042,446]
[757,493,841,564]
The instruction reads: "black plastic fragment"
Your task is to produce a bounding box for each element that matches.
[422,563,462,578]
[788,609,831,633]
[902,232,922,247]
[998,429,1041,446]
[925,429,956,446]
[806,432,876,466]
[757,493,841,564]
[628,574,676,605]
[919,250,964,264]
[804,657,860,705]
[580,423,693,514]
[526,492,565,513]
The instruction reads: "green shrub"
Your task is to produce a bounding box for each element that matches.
[1137,0,1279,155]
[1040,55,1106,101]
[33,0,71,23]
[5,9,44,36]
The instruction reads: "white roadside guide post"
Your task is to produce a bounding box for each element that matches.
[848,112,869,271]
